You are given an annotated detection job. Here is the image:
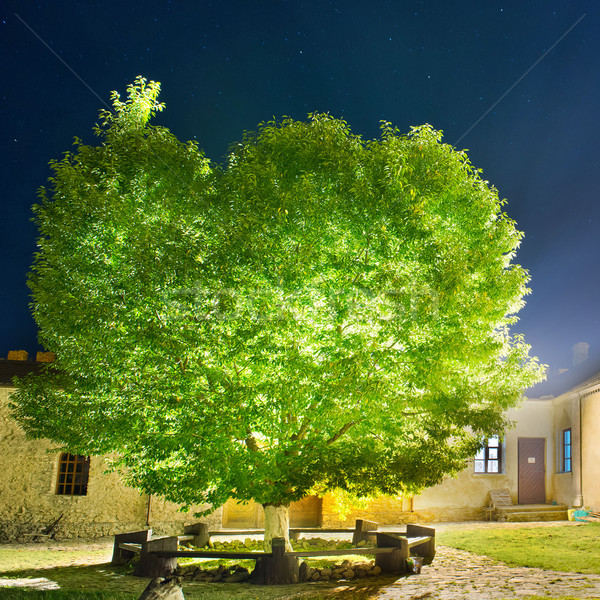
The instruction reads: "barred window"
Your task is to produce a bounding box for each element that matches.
[474,436,503,474]
[56,453,90,496]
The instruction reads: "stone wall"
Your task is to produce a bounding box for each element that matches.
[0,387,219,541]
[320,484,487,528]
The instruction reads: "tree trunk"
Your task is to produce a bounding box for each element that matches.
[263,503,293,552]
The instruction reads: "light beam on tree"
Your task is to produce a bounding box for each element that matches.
[12,77,544,550]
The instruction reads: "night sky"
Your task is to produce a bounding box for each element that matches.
[1,1,598,372]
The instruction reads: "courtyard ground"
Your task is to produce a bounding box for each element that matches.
[1,521,600,599]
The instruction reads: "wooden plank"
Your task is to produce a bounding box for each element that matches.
[290,527,355,533]
[153,547,395,559]
[250,538,299,585]
[291,547,391,557]
[112,530,151,565]
[406,526,435,565]
[119,543,142,553]
[155,550,271,559]
[406,536,431,547]
[375,533,408,574]
[209,530,265,536]
[183,522,209,547]
[134,536,178,579]
[210,527,355,536]
[352,519,378,545]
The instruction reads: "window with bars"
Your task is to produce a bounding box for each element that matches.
[562,428,572,473]
[56,453,90,496]
[474,436,502,473]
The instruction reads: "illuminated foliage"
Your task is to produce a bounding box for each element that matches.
[13,78,543,528]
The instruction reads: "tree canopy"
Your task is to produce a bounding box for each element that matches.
[13,77,543,531]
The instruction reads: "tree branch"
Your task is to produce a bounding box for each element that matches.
[245,433,260,452]
[326,420,356,445]
[290,400,318,442]
[178,357,188,375]
[399,410,429,417]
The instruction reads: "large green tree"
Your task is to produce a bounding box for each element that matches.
[13,77,543,548]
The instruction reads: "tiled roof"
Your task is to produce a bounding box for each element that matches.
[568,370,600,394]
[526,357,600,399]
[0,360,45,387]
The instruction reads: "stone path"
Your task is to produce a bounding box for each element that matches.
[363,544,600,599]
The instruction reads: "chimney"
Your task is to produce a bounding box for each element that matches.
[36,351,56,363]
[572,342,590,366]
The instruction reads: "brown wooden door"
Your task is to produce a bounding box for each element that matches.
[290,495,322,527]
[223,499,263,528]
[223,495,322,528]
[518,437,546,504]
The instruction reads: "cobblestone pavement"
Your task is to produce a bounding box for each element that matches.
[361,544,600,600]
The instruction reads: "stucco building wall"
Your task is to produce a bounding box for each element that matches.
[581,390,600,508]
[550,393,577,506]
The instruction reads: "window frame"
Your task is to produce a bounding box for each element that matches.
[474,436,503,474]
[56,453,90,496]
[561,427,572,473]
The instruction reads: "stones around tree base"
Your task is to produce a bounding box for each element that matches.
[177,559,395,583]
[298,560,383,582]
[175,564,251,583]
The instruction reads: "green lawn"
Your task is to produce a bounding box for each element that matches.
[0,556,345,600]
[0,594,132,600]
[438,523,600,574]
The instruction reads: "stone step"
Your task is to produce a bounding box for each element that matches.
[494,503,569,522]
[497,510,569,522]
[496,503,568,514]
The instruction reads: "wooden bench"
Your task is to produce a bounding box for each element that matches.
[374,524,435,573]
[112,521,435,582]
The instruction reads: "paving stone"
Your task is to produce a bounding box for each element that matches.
[363,544,600,599]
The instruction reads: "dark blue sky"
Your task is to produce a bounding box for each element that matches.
[1,0,598,370]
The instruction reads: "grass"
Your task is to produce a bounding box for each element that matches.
[0,594,133,600]
[0,546,356,600]
[438,522,600,574]
[0,547,112,572]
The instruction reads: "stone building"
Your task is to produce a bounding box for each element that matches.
[2,347,599,539]
[0,352,221,540]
